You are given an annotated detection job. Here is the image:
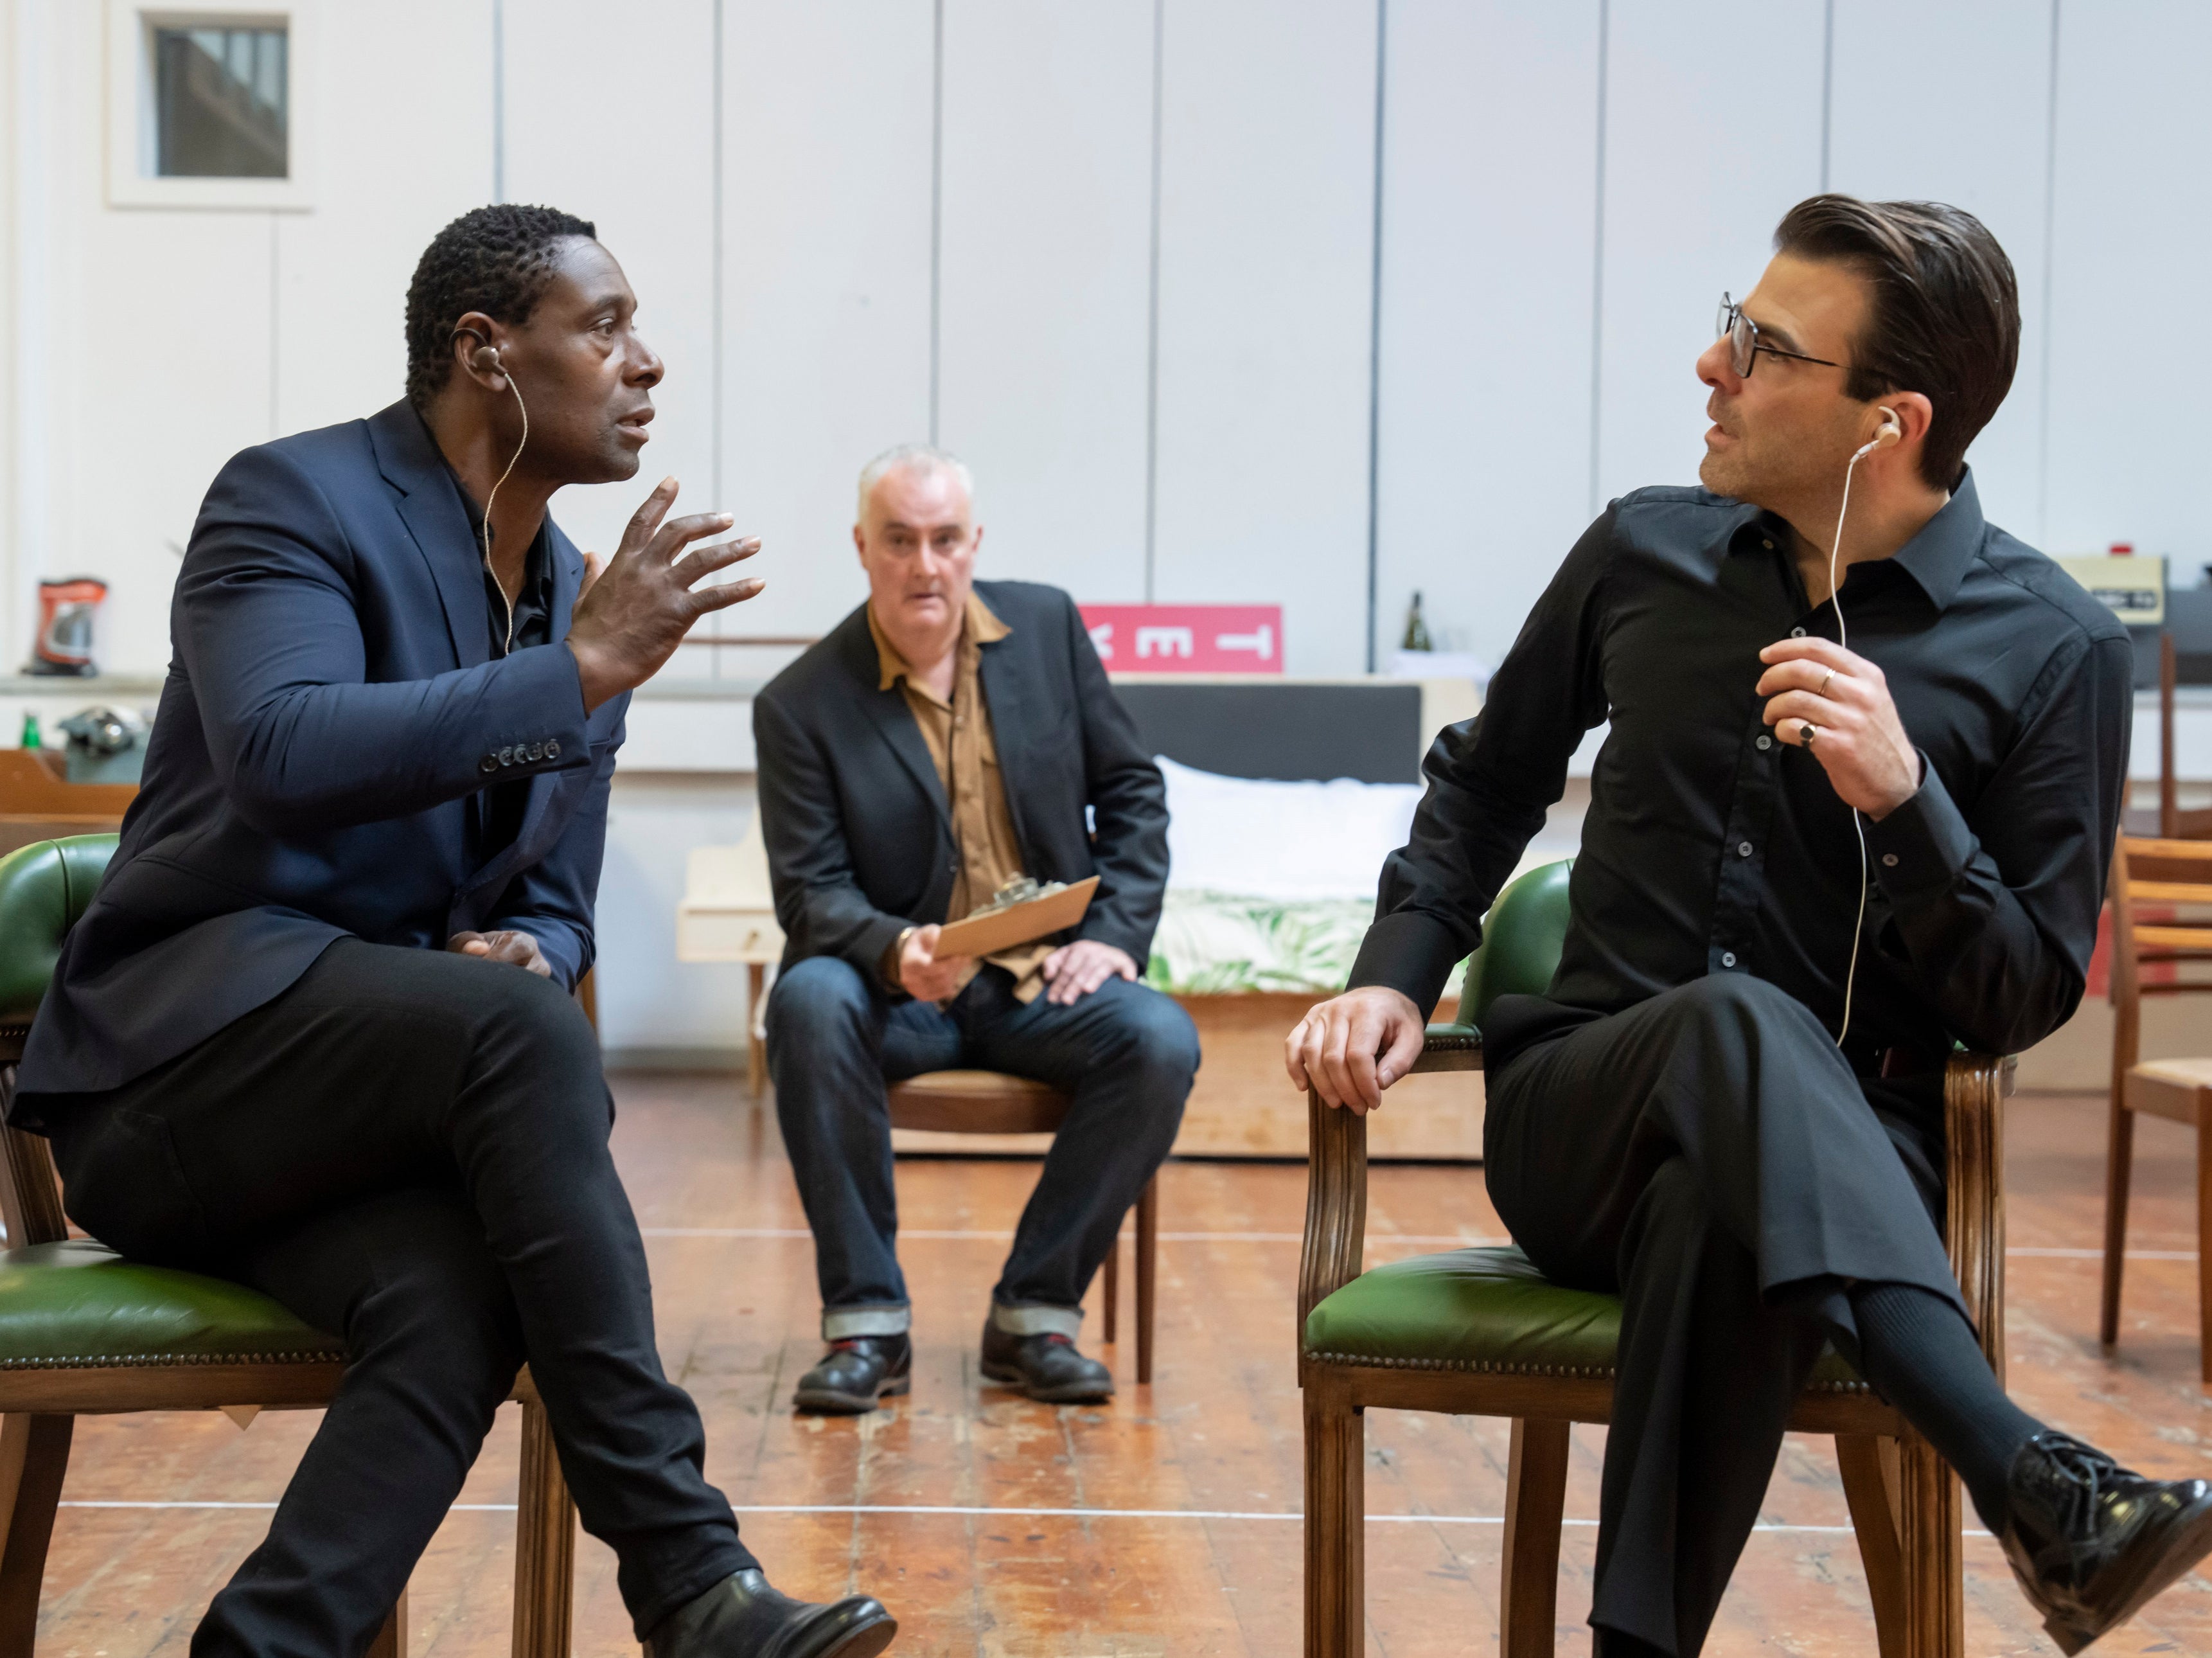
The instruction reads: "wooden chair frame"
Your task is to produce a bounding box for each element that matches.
[0,1054,579,1657]
[1299,1034,2011,1658]
[886,1071,1160,1382]
[2099,834,2212,1380]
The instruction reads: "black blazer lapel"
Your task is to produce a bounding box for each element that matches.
[975,628,1038,859]
[368,400,491,672]
[835,612,952,831]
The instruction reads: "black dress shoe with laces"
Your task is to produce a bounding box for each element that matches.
[1999,1430,2212,1654]
[642,1569,896,1658]
[793,1335,911,1414]
[978,1320,1114,1404]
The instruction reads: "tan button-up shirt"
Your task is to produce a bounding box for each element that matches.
[869,593,1051,1003]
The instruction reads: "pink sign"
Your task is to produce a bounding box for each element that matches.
[1077,603,1284,675]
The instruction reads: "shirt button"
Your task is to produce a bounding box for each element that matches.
[1756,734,1773,751]
[1882,852,1900,868]
[1737,841,1753,858]
[1762,539,1774,551]
[1791,627,1808,638]
[1721,952,1737,968]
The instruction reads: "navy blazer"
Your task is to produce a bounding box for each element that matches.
[15,400,626,1104]
[752,580,1169,984]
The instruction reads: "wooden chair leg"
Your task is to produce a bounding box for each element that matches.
[0,1414,72,1658]
[1500,1418,1569,1658]
[1302,1369,1362,1658]
[511,1389,576,1658]
[366,1592,409,1658]
[2102,1093,2136,1346]
[1136,1173,1158,1385]
[1897,1431,1965,1658]
[1102,1217,1120,1344]
[1837,1434,1907,1658]
[746,963,768,1100]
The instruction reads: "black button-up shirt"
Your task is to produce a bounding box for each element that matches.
[1349,470,2134,1072]
[423,415,559,864]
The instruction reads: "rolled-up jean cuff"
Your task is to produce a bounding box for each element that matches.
[990,1300,1083,1339]
[822,1304,910,1340]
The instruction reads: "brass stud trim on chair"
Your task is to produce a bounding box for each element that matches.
[0,1350,349,1371]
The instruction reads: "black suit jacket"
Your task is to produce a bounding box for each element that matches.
[752,580,1168,983]
[16,401,624,1103]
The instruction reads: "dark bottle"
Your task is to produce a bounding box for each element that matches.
[1401,591,1433,653]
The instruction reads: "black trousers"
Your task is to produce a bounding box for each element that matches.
[1482,974,1964,1657]
[36,939,753,1657]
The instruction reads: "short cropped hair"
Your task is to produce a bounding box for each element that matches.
[855,443,976,522]
[403,204,597,408]
[1773,195,2019,491]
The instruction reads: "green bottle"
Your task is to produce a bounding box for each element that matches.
[1401,591,1434,653]
[19,712,40,749]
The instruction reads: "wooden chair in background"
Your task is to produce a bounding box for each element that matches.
[2100,835,2212,1384]
[1298,860,2012,1657]
[0,751,133,860]
[0,837,579,1655]
[885,1071,1160,1382]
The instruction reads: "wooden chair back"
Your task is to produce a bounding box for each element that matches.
[2107,835,2212,1085]
[2157,634,2212,839]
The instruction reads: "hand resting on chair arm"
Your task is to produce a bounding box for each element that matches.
[1284,985,1427,1115]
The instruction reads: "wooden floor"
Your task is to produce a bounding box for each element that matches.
[31,1079,2212,1656]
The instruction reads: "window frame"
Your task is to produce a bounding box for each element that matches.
[105,1,316,211]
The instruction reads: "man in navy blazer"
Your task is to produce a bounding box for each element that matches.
[12,207,895,1658]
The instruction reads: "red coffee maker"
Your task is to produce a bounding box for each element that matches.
[26,576,106,677]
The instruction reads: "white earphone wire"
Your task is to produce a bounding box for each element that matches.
[1829,445,1872,1049]
[479,359,529,657]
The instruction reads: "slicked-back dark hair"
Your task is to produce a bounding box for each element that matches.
[404,204,597,408]
[1773,194,2019,491]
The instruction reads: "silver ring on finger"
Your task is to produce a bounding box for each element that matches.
[1800,720,1819,747]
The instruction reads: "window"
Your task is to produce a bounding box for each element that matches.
[105,3,315,210]
[152,25,288,177]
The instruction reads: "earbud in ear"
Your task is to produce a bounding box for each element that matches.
[472,346,502,373]
[1872,407,1902,449]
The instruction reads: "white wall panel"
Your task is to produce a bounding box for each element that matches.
[274,0,491,441]
[1827,0,2053,540]
[505,0,719,582]
[1593,0,1824,508]
[2043,5,2212,574]
[56,3,272,678]
[1150,0,1377,675]
[718,2,933,642]
[1372,0,1600,671]
[937,1,1153,603]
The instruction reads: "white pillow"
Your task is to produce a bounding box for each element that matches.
[1156,754,1422,901]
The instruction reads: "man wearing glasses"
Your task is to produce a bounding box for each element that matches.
[1288,195,2212,1656]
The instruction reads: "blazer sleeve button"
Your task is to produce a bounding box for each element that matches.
[479,755,499,774]
[546,740,562,759]
[528,742,545,762]
[499,746,515,766]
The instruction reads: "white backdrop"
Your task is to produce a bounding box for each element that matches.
[6,0,2204,685]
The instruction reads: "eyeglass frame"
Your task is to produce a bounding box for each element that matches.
[1716,292,1844,378]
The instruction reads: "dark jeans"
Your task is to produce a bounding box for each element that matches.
[1482,974,1961,1658]
[765,957,1196,1339]
[35,939,753,1657]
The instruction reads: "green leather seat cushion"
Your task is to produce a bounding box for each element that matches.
[0,1241,343,1368]
[1304,1244,1863,1389]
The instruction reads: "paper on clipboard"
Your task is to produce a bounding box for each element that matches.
[935,877,1099,958]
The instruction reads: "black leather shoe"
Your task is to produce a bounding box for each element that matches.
[1999,1431,2212,1654]
[793,1335,911,1414]
[978,1319,1113,1404]
[643,1569,896,1658]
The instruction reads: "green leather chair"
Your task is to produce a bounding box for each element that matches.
[0,837,578,1657]
[1297,859,2012,1658]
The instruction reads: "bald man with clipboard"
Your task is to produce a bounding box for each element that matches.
[754,446,1197,1414]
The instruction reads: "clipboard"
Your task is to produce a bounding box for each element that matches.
[935,876,1099,957]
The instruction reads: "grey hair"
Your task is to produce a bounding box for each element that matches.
[855,442,975,522]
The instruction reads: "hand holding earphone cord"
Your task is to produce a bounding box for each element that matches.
[1823,407,1902,1048]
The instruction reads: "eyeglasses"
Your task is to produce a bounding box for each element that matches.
[1716,292,1843,378]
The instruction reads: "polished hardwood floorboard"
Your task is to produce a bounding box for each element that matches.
[30,1079,2212,1655]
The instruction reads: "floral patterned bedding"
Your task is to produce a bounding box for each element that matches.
[1142,888,1465,1000]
